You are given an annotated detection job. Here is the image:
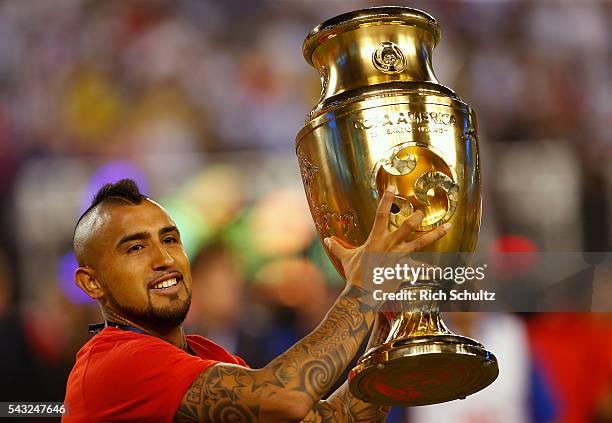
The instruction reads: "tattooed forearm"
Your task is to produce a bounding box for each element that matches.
[299,317,392,423]
[265,287,375,403]
[175,286,379,423]
[301,383,390,423]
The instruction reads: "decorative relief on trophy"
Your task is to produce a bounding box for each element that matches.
[414,171,458,224]
[312,204,359,243]
[372,41,406,74]
[297,151,318,201]
[371,143,459,231]
[297,152,359,242]
[379,148,417,176]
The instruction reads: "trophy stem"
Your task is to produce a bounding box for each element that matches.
[350,281,498,406]
[384,282,452,344]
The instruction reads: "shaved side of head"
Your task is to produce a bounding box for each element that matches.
[73,206,105,267]
[73,179,147,267]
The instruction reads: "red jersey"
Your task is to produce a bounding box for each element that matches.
[63,327,246,422]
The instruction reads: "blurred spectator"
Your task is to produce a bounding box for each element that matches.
[528,313,612,423]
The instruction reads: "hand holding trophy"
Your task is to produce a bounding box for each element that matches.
[296,7,499,406]
[325,184,450,307]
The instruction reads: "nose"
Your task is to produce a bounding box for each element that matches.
[152,242,175,270]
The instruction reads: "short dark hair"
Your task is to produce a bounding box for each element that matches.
[73,179,147,250]
[89,178,146,209]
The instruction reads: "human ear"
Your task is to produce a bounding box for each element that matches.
[74,267,104,300]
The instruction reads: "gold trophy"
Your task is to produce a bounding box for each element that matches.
[296,7,499,406]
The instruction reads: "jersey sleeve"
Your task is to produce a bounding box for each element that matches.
[185,334,249,368]
[82,337,217,422]
[233,354,248,367]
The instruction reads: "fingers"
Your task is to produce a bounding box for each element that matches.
[324,236,350,261]
[329,236,353,250]
[370,185,397,237]
[398,222,451,252]
[390,210,425,244]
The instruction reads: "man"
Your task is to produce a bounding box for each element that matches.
[64,179,449,422]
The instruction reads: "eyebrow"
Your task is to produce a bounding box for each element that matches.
[116,226,180,248]
[160,225,179,236]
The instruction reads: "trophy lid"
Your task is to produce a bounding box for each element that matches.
[303,7,441,66]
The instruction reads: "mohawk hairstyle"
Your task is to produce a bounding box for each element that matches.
[74,179,147,238]
[72,179,148,265]
[90,178,146,209]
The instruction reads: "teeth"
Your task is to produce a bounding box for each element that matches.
[153,277,178,289]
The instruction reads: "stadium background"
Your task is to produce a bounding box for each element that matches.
[0,1,610,422]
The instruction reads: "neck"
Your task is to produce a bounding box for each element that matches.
[102,308,188,351]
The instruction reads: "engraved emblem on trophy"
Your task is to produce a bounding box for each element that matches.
[372,42,406,74]
[296,7,499,406]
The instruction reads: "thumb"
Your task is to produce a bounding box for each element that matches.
[324,236,349,260]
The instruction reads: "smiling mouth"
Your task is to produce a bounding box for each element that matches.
[151,277,180,290]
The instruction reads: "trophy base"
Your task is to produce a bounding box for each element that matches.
[348,334,499,406]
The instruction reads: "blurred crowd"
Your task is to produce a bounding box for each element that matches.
[0,1,610,422]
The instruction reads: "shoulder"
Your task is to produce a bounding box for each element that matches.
[71,328,218,422]
[65,327,184,422]
[187,334,248,367]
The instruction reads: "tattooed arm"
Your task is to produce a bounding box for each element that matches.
[175,186,449,423]
[175,286,379,423]
[300,314,392,423]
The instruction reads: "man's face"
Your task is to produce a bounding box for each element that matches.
[89,200,192,330]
